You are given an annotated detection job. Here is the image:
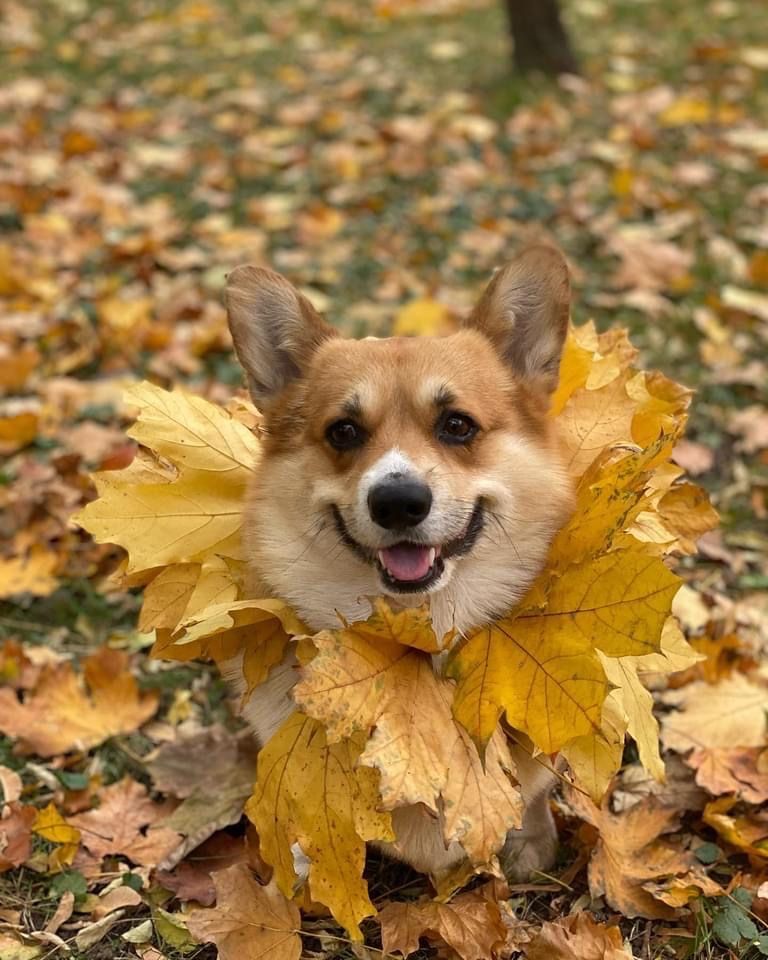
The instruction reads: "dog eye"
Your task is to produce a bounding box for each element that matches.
[326,419,366,450]
[437,411,478,445]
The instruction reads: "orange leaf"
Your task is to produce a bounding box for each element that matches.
[0,648,158,756]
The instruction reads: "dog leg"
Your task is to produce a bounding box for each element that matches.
[499,739,559,881]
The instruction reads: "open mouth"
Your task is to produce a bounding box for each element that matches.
[332,500,485,593]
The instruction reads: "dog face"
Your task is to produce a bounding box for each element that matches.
[226,247,574,639]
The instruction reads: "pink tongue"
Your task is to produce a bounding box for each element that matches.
[379,544,433,582]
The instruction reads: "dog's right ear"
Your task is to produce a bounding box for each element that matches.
[225,265,338,408]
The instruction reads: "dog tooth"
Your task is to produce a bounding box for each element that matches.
[428,548,436,566]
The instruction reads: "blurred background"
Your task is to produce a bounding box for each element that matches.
[1,1,767,955]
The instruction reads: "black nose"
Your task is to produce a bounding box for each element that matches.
[368,480,432,530]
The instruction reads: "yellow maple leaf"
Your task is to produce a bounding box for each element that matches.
[75,381,261,574]
[245,712,393,939]
[294,607,523,864]
[598,618,702,786]
[448,612,606,754]
[557,372,639,477]
[449,541,679,754]
[138,563,201,632]
[550,435,676,566]
[560,692,627,802]
[169,598,305,695]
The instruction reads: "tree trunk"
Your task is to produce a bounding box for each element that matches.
[504,0,579,76]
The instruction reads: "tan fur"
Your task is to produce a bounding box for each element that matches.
[222,246,575,882]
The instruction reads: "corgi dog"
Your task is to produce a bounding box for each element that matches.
[222,245,574,880]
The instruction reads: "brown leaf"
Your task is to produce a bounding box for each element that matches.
[0,802,36,872]
[569,791,691,919]
[661,675,768,754]
[155,833,247,906]
[672,440,714,476]
[68,777,181,868]
[187,864,301,960]
[146,726,258,869]
[379,890,507,960]
[687,747,768,803]
[524,912,632,959]
[0,648,158,756]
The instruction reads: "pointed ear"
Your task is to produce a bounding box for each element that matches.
[464,246,571,393]
[225,265,338,408]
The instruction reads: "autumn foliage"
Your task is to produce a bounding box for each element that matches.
[71,320,720,946]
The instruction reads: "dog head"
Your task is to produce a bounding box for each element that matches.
[226,246,574,639]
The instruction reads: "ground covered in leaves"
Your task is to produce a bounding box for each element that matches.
[1,0,767,958]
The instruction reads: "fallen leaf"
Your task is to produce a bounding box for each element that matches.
[524,912,633,959]
[0,802,36,872]
[187,865,301,960]
[569,791,692,919]
[0,765,22,804]
[672,440,715,475]
[0,648,158,756]
[661,675,768,754]
[379,889,507,960]
[392,298,456,337]
[32,803,81,867]
[729,405,768,453]
[703,796,768,858]
[68,777,181,868]
[0,550,58,599]
[149,729,257,870]
[155,833,247,906]
[686,747,768,802]
[0,934,42,959]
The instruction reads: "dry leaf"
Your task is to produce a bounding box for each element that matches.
[0,802,36,872]
[525,912,633,959]
[379,889,507,960]
[703,796,768,858]
[294,607,522,863]
[68,777,181,868]
[246,713,393,938]
[449,541,678,754]
[570,791,692,919]
[686,747,768,802]
[187,865,301,960]
[75,380,261,573]
[0,648,158,756]
[661,675,768,754]
[151,730,257,870]
[0,550,58,599]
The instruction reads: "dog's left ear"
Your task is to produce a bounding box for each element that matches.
[464,245,570,393]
